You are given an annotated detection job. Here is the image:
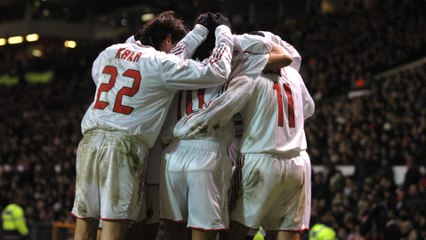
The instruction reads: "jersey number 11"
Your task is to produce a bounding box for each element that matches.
[273,82,295,128]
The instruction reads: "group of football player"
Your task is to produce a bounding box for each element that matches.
[70,10,314,240]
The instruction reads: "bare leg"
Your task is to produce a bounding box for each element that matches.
[276,231,300,240]
[143,223,160,240]
[218,230,229,240]
[192,229,218,240]
[96,229,102,240]
[163,220,189,240]
[228,221,250,240]
[125,220,145,240]
[74,218,99,240]
[100,220,131,240]
[265,230,277,240]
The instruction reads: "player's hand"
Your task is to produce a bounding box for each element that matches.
[173,115,208,139]
[212,13,231,29]
[195,12,214,28]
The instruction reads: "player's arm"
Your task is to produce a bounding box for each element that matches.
[280,39,302,71]
[300,75,315,119]
[242,32,293,71]
[161,24,234,90]
[173,75,253,139]
[261,31,302,71]
[91,50,107,85]
[263,42,293,70]
[160,95,180,146]
[170,24,209,59]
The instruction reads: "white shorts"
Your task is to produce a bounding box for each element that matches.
[98,184,159,229]
[300,151,312,229]
[71,129,148,222]
[229,152,309,231]
[144,183,160,224]
[160,139,232,230]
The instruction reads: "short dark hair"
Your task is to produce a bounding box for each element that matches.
[136,11,189,50]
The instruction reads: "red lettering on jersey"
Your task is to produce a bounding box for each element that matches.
[115,48,125,59]
[186,90,192,115]
[197,89,205,108]
[133,52,142,62]
[126,51,135,61]
[116,48,142,62]
[122,50,131,60]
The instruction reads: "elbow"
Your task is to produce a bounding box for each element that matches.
[307,104,315,118]
[281,55,293,68]
[264,55,293,71]
[217,65,232,83]
[207,69,229,85]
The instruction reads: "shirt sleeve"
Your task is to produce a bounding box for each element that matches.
[234,34,272,53]
[261,31,302,72]
[230,34,271,80]
[161,26,234,90]
[300,75,315,119]
[173,75,254,138]
[91,50,106,85]
[170,24,209,59]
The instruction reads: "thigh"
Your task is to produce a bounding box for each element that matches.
[72,135,102,219]
[300,151,312,229]
[99,132,148,221]
[101,220,131,240]
[186,145,232,230]
[160,144,190,222]
[230,154,278,229]
[263,156,307,231]
[74,218,99,240]
[231,154,306,230]
[163,219,190,240]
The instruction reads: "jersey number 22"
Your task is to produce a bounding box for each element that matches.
[93,65,141,115]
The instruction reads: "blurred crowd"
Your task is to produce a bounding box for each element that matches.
[0,1,425,239]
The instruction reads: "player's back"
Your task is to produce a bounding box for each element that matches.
[82,43,178,147]
[173,33,271,146]
[176,84,236,146]
[240,66,314,154]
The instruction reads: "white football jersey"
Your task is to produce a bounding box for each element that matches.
[260,31,302,72]
[174,67,314,154]
[81,26,234,148]
[173,33,271,146]
[239,67,315,154]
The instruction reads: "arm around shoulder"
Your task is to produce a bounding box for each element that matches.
[264,43,293,70]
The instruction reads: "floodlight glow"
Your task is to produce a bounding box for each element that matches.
[0,38,6,46]
[141,13,155,22]
[26,34,39,42]
[32,49,43,57]
[64,40,77,48]
[8,36,24,44]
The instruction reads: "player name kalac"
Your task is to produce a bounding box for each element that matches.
[115,47,143,62]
